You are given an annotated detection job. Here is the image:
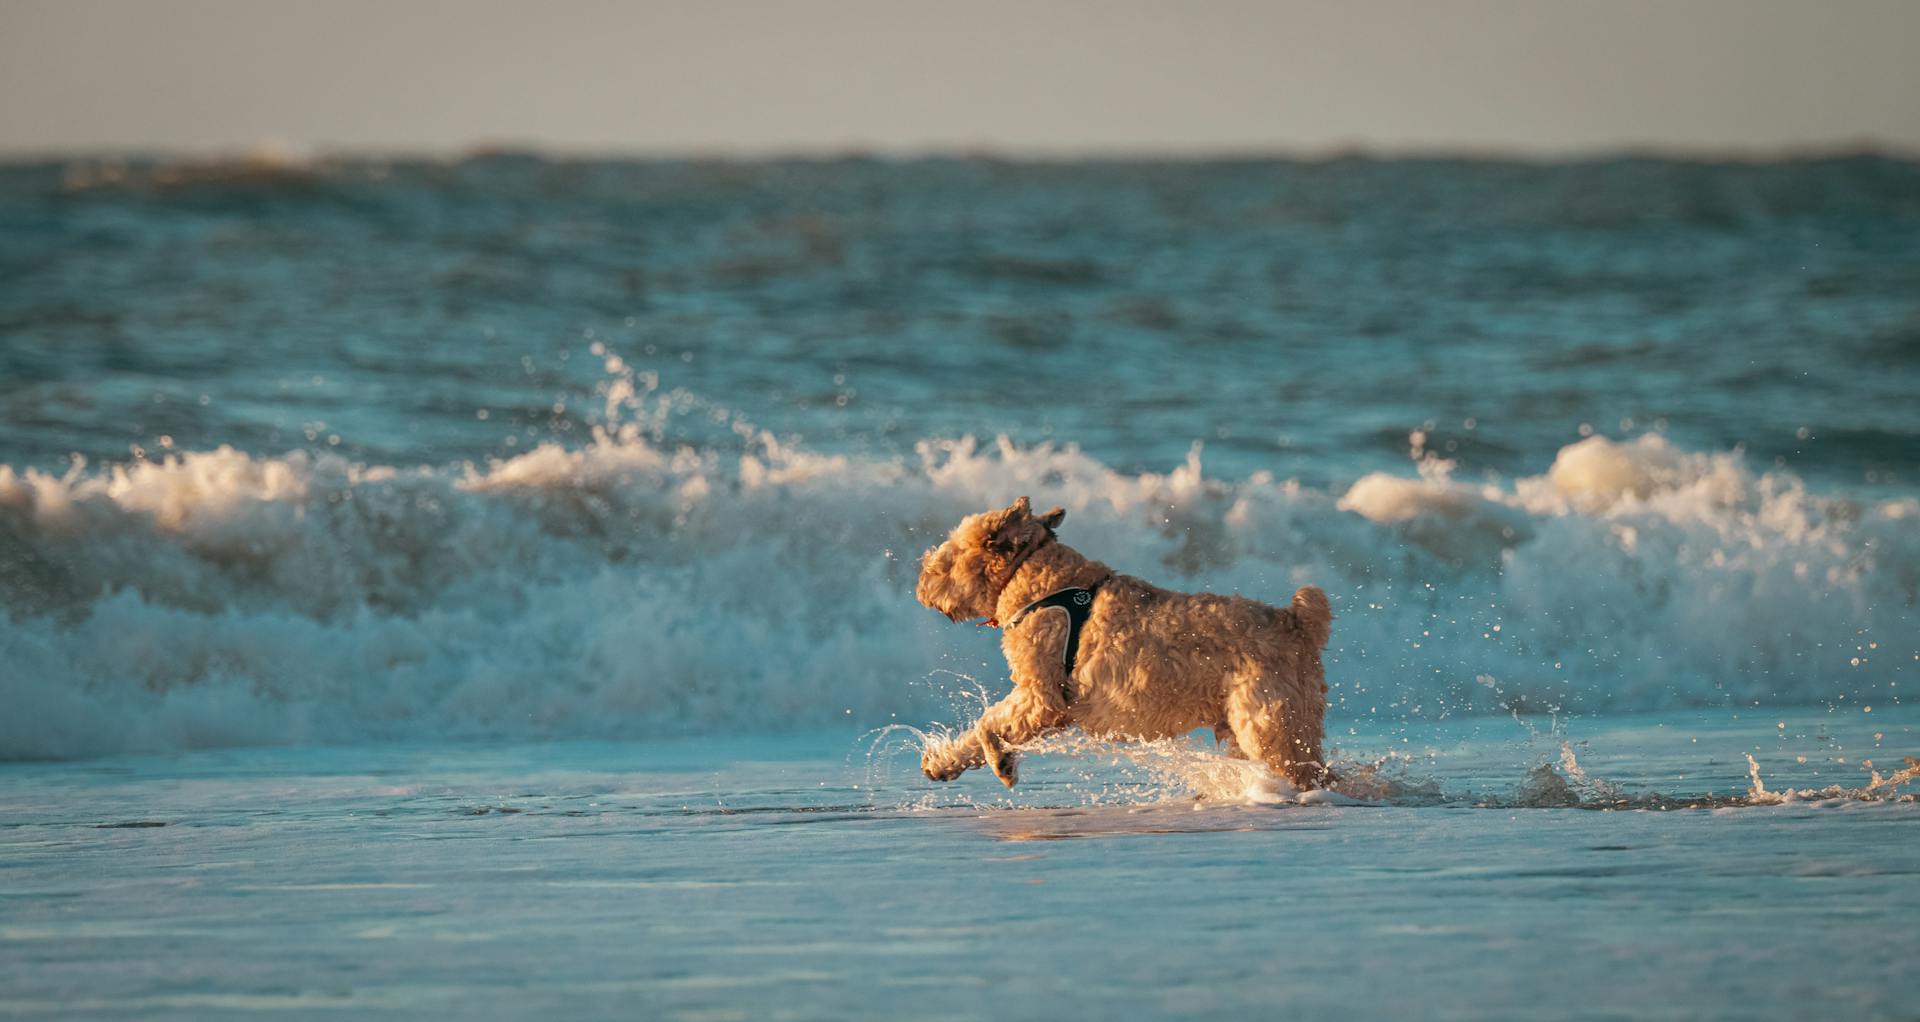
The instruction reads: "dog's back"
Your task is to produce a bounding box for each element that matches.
[1066,576,1330,763]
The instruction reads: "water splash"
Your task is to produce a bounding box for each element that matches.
[1744,753,1920,805]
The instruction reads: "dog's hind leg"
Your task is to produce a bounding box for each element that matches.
[1224,669,1325,789]
[1211,722,1249,759]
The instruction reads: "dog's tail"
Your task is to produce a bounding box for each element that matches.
[1290,586,1332,649]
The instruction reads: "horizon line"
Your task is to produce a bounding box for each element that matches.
[7,137,1919,167]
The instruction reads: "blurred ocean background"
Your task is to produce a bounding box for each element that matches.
[3,153,1917,758]
[3,153,1919,1020]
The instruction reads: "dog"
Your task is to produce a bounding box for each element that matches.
[914,496,1332,789]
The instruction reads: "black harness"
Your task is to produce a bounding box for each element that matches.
[1006,577,1108,701]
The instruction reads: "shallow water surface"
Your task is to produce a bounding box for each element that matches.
[4,708,1914,1020]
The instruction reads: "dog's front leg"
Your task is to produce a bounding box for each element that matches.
[921,729,987,781]
[971,687,1067,789]
[922,687,1066,787]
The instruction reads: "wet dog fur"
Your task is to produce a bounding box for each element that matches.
[915,497,1332,789]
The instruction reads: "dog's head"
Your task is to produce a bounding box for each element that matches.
[916,496,1067,623]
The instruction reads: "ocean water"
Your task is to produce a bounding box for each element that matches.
[2,153,1919,1018]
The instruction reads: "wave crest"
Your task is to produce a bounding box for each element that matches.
[2,417,1913,760]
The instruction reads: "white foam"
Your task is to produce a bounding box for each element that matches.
[3,405,1915,759]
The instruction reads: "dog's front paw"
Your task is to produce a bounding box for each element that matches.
[921,745,965,782]
[986,747,1019,789]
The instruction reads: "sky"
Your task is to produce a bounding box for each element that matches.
[2,0,1918,157]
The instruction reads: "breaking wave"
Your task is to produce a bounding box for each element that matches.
[2,362,1915,760]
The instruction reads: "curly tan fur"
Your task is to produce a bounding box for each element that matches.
[915,497,1332,789]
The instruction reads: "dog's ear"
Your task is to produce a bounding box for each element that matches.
[1039,506,1066,530]
[985,497,1033,554]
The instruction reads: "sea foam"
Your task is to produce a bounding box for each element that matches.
[2,385,1914,760]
